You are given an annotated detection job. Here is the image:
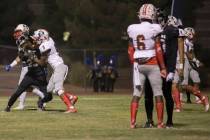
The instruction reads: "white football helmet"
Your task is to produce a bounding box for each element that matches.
[33,29,49,44]
[167,16,178,27]
[138,4,156,20]
[184,27,195,39]
[13,24,29,40]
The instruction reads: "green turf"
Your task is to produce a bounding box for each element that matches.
[0,95,210,140]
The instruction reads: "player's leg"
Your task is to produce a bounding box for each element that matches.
[147,65,164,128]
[14,66,28,110]
[162,79,174,127]
[190,69,202,103]
[186,91,192,103]
[54,64,77,113]
[130,62,145,128]
[172,71,182,112]
[144,78,154,128]
[183,85,209,112]
[5,76,32,112]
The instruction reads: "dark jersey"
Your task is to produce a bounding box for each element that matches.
[18,39,47,78]
[161,25,179,73]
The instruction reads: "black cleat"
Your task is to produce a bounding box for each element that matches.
[166,123,174,129]
[4,106,11,112]
[143,121,154,128]
[37,99,45,111]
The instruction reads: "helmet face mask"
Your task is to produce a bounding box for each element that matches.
[13,24,29,41]
[167,16,178,27]
[184,27,195,40]
[138,4,156,21]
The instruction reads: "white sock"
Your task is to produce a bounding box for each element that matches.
[32,88,44,99]
[19,92,27,107]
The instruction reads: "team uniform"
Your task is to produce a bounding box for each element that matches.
[144,17,182,128]
[4,39,49,112]
[172,28,209,112]
[128,4,166,129]
[34,30,77,113]
[4,24,46,110]
[128,22,163,97]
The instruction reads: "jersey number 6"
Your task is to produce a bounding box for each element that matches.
[136,35,145,50]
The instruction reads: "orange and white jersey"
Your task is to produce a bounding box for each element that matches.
[39,37,64,70]
[127,21,162,59]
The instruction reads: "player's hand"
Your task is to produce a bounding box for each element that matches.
[4,65,12,71]
[160,69,167,78]
[166,72,174,82]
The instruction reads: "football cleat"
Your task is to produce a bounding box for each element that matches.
[37,99,45,111]
[174,108,181,113]
[166,123,174,129]
[4,106,11,112]
[64,106,77,113]
[203,96,209,112]
[157,122,165,128]
[130,123,137,129]
[143,121,154,128]
[13,105,25,110]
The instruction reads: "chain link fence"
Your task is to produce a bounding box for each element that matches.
[0,45,133,91]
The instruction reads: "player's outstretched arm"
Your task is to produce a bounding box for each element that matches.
[5,56,21,71]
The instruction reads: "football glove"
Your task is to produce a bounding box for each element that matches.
[4,65,12,71]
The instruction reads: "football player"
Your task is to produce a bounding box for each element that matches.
[172,27,209,112]
[127,4,166,129]
[4,24,46,110]
[33,29,78,113]
[144,15,185,128]
[4,25,51,112]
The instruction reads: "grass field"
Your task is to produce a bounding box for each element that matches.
[0,94,210,140]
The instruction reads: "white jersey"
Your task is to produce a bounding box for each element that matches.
[176,38,194,61]
[39,37,64,70]
[127,22,162,59]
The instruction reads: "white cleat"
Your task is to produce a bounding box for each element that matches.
[174,108,181,112]
[13,105,24,110]
[203,96,209,112]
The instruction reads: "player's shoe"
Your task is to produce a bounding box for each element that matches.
[174,108,181,112]
[64,106,77,113]
[13,105,24,110]
[143,121,154,128]
[4,106,11,112]
[37,99,45,111]
[166,123,174,129]
[157,122,165,128]
[130,123,137,129]
[202,96,209,112]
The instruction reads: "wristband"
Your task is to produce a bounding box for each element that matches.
[179,63,183,69]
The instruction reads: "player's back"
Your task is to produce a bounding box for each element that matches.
[127,21,162,59]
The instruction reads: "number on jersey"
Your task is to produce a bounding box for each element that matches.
[136,35,145,50]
